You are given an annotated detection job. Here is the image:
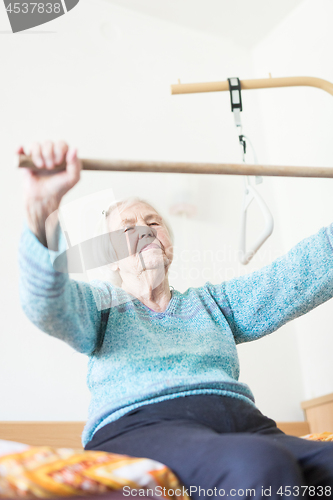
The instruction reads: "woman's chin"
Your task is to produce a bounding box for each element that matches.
[140,251,165,266]
[141,257,168,273]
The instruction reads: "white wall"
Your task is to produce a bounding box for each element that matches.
[252,0,333,401]
[1,0,325,426]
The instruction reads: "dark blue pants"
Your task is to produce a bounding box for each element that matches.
[85,395,333,499]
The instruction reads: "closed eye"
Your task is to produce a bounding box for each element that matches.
[124,223,158,232]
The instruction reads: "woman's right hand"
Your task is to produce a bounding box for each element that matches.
[18,140,82,246]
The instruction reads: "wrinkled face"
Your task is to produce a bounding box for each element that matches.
[107,202,173,278]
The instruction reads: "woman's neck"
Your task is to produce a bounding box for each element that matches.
[121,273,172,313]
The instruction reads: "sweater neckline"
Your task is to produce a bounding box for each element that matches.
[133,288,179,315]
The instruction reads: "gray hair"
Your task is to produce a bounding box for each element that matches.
[95,196,174,287]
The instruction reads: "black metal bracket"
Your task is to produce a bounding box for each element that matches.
[228,77,246,154]
[227,77,243,112]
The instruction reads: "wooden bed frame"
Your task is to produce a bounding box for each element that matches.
[0,421,310,448]
[301,392,333,434]
[1,394,332,448]
[0,421,312,448]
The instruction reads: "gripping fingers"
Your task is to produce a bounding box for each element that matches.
[54,140,69,166]
[42,141,56,169]
[66,148,82,187]
[30,142,44,168]
[29,141,69,170]
[25,141,80,190]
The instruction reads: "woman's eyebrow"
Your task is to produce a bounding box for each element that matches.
[120,214,162,225]
[146,214,162,221]
[121,218,136,225]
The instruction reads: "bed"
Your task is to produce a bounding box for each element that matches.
[0,394,332,498]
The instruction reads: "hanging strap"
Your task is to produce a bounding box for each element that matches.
[228,77,247,157]
[227,77,273,265]
[227,77,242,125]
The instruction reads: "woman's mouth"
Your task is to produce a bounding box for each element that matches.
[140,243,161,252]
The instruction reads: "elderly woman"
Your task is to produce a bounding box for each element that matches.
[19,141,333,499]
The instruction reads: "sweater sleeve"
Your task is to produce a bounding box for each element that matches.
[205,224,333,344]
[18,222,110,354]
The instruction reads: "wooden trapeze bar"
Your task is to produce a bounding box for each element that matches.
[18,156,333,178]
[18,76,333,178]
[170,76,333,97]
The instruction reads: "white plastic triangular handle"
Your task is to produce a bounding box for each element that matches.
[239,184,274,265]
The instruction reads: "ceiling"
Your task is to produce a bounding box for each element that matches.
[103,0,305,48]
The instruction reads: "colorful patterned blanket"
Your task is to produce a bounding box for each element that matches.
[301,432,333,442]
[0,442,189,499]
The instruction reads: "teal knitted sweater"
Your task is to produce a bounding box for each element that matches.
[19,223,333,446]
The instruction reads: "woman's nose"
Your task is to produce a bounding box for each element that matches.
[139,225,154,239]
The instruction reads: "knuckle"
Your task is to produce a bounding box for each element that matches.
[30,142,41,154]
[42,142,55,168]
[54,141,69,165]
[30,142,44,167]
[57,140,68,151]
[42,140,53,154]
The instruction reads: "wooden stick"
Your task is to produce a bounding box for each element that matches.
[18,154,333,178]
[171,76,333,97]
